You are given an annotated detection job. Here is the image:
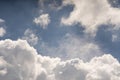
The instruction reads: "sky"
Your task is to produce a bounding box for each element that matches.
[0,0,120,80]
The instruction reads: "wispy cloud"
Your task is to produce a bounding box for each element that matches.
[39,33,103,61]
[0,27,6,37]
[22,29,38,46]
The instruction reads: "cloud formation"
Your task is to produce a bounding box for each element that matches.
[0,19,4,23]
[0,27,6,37]
[22,29,38,46]
[0,39,119,80]
[39,33,103,61]
[61,0,120,36]
[34,14,50,29]
[0,19,6,37]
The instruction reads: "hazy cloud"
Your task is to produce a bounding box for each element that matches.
[0,19,6,37]
[39,33,103,61]
[22,29,38,46]
[0,27,6,37]
[0,19,4,23]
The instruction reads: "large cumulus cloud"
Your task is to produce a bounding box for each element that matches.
[0,39,120,80]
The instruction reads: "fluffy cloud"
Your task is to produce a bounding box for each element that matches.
[34,14,50,29]
[54,54,120,80]
[0,39,120,80]
[0,27,6,37]
[0,39,38,80]
[61,0,120,36]
[22,29,38,46]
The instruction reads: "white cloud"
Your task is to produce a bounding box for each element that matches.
[22,29,38,46]
[0,39,120,80]
[54,54,120,80]
[0,57,7,76]
[34,14,50,29]
[61,0,120,36]
[0,19,6,37]
[0,39,38,80]
[0,19,4,23]
[0,27,6,37]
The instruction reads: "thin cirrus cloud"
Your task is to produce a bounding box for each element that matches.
[34,14,51,29]
[61,0,120,36]
[0,39,119,80]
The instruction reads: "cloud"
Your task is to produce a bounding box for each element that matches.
[38,0,62,10]
[0,19,6,37]
[0,19,4,23]
[22,29,38,46]
[34,14,50,29]
[54,54,120,80]
[39,33,103,61]
[0,39,120,80]
[0,27,6,37]
[0,39,38,80]
[61,0,120,36]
